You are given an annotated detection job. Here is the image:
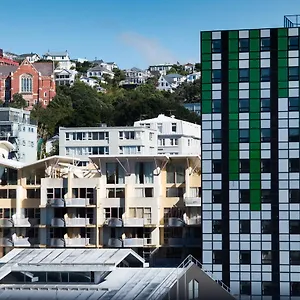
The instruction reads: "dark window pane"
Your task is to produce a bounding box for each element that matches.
[212,99,221,113]
[290,251,300,265]
[288,97,300,111]
[261,220,272,234]
[261,38,271,51]
[212,220,223,234]
[212,250,222,264]
[291,282,300,296]
[261,129,271,142]
[240,220,250,234]
[212,190,222,203]
[289,67,299,81]
[240,281,251,295]
[262,251,272,264]
[239,39,249,52]
[261,68,270,81]
[261,98,271,112]
[289,36,299,50]
[212,129,222,143]
[289,189,300,203]
[239,129,249,143]
[212,160,222,173]
[240,190,250,203]
[212,40,222,53]
[212,70,222,83]
[261,159,271,173]
[240,250,251,264]
[239,69,249,82]
[240,159,250,173]
[288,128,300,142]
[239,99,249,112]
[261,190,272,203]
[290,220,300,234]
[289,159,300,172]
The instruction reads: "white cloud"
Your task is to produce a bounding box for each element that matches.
[119,32,177,65]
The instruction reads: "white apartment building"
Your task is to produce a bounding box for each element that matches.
[134,114,201,155]
[0,107,37,163]
[54,69,77,86]
[149,64,173,75]
[59,126,158,162]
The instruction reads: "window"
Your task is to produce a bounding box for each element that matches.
[240,281,251,295]
[212,250,222,264]
[239,190,250,203]
[262,251,272,265]
[289,36,299,50]
[212,99,221,113]
[261,37,271,51]
[239,98,249,112]
[106,188,125,198]
[106,163,125,184]
[261,190,272,203]
[212,190,222,203]
[290,251,300,265]
[261,128,271,142]
[212,160,222,173]
[239,69,249,82]
[262,282,273,296]
[289,158,300,172]
[166,187,184,197]
[188,280,199,300]
[166,164,185,184]
[212,70,222,83]
[119,131,135,139]
[212,40,221,53]
[261,220,272,234]
[240,220,250,234]
[261,68,271,81]
[157,123,162,133]
[212,220,222,234]
[289,128,300,142]
[239,38,249,52]
[20,74,33,93]
[289,67,299,81]
[212,129,222,143]
[240,159,250,173]
[240,250,251,264]
[261,159,271,173]
[135,162,154,184]
[289,97,300,111]
[289,189,300,203]
[290,220,300,234]
[261,98,271,112]
[291,282,300,296]
[239,129,249,143]
[171,123,177,132]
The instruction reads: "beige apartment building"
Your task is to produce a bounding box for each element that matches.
[0,154,201,264]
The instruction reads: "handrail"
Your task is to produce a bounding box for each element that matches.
[148,255,235,300]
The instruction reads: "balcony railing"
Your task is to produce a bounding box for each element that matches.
[65,237,90,247]
[65,218,90,226]
[105,218,123,227]
[108,238,123,247]
[0,218,13,227]
[65,198,91,207]
[47,198,65,207]
[184,197,201,206]
[186,217,201,225]
[167,218,185,227]
[123,218,151,227]
[123,238,144,247]
[13,218,39,227]
[12,237,31,247]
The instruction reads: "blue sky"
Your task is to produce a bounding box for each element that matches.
[1,0,300,69]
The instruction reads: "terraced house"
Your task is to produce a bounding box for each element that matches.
[0,154,201,266]
[201,15,300,299]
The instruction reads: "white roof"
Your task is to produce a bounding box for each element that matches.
[136,114,179,123]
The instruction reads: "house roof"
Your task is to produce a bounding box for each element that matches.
[44,51,68,57]
[0,65,18,77]
[163,73,183,84]
[18,53,39,58]
[130,67,143,72]
[33,62,54,76]
[87,65,113,73]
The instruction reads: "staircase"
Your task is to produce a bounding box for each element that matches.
[148,255,237,300]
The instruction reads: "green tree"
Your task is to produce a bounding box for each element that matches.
[194,63,201,72]
[9,93,27,109]
[75,61,93,74]
[173,78,201,103]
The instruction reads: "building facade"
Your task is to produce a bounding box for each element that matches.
[201,21,300,298]
[0,59,56,108]
[59,126,158,162]
[120,67,150,86]
[0,154,201,267]
[43,51,75,70]
[0,107,37,163]
[134,114,201,155]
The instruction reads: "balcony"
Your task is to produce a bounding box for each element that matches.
[65,237,90,247]
[13,218,39,227]
[123,238,144,247]
[65,198,91,207]
[184,197,201,206]
[105,218,123,227]
[0,218,13,227]
[0,237,13,246]
[12,237,32,247]
[123,218,149,227]
[108,238,123,247]
[167,217,185,227]
[65,218,90,227]
[51,218,65,227]
[50,238,65,247]
[186,217,201,226]
[47,198,65,207]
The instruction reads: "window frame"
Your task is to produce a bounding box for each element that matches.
[239,38,249,52]
[212,39,222,53]
[238,68,249,82]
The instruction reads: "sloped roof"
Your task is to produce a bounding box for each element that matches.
[87,65,113,73]
[0,65,18,77]
[18,53,39,58]
[44,51,68,57]
[163,73,183,84]
[33,62,54,76]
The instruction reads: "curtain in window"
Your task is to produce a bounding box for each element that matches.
[166,165,175,183]
[117,165,125,184]
[144,162,153,184]
[176,166,185,183]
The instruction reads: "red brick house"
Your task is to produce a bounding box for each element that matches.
[0,59,56,109]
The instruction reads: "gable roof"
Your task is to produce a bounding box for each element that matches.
[87,65,113,73]
[44,51,68,57]
[18,53,39,58]
[33,62,54,76]
[163,73,183,84]
[0,65,18,77]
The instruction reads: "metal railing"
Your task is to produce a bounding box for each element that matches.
[148,255,235,300]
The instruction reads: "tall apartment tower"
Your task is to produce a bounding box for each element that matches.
[201,16,300,299]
